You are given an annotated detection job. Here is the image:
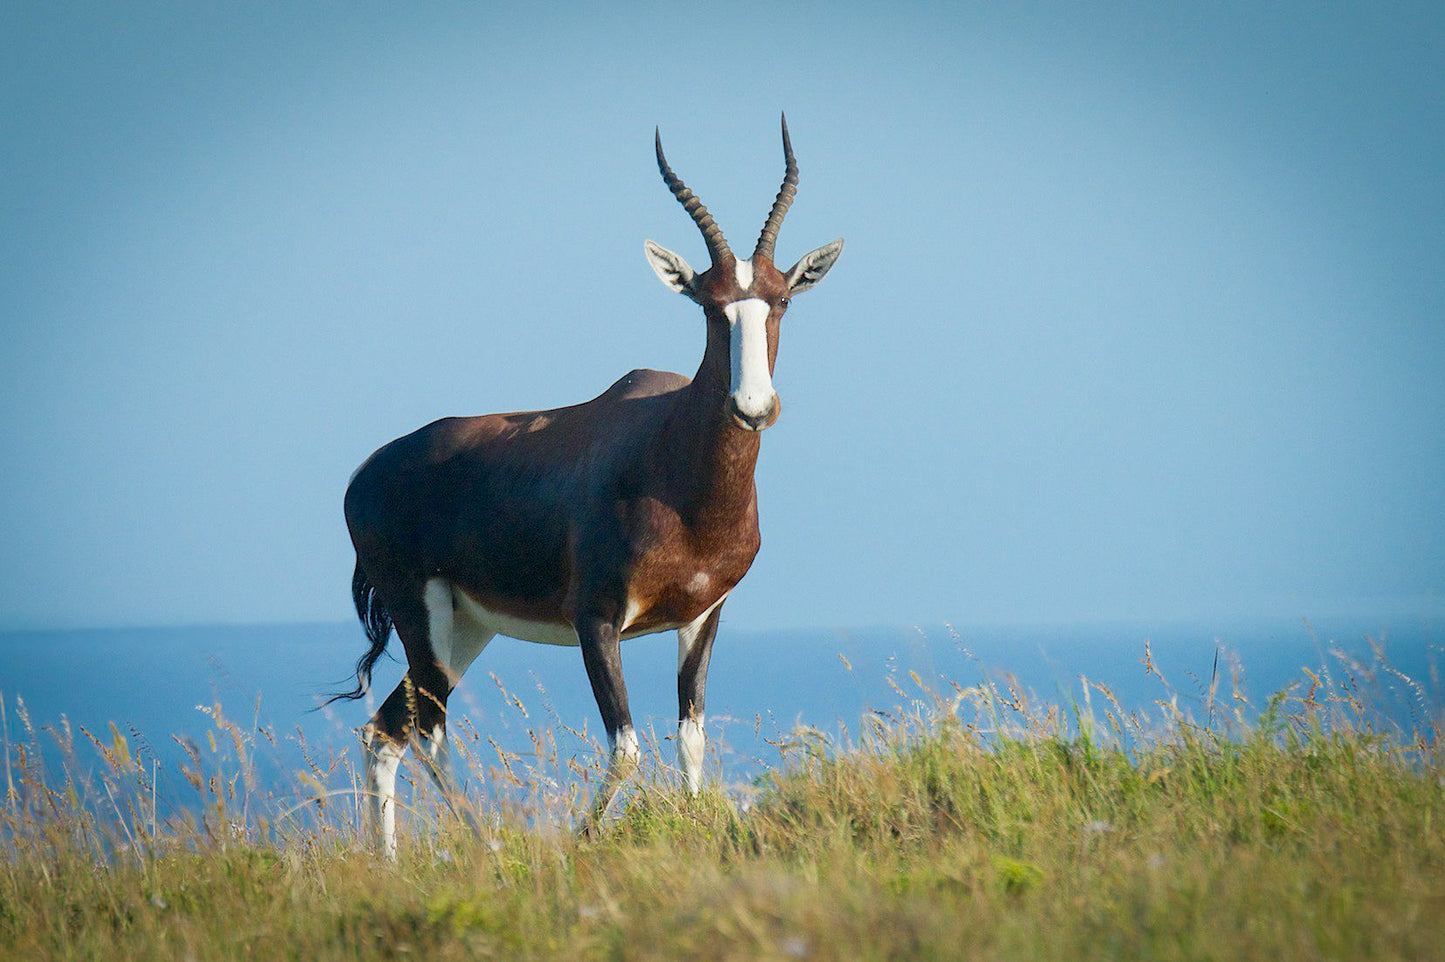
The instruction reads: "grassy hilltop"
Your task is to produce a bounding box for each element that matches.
[2,653,1442,961]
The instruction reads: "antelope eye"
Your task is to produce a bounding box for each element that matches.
[780,297,791,309]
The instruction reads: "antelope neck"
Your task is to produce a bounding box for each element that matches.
[661,324,763,517]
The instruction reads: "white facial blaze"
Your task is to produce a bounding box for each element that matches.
[722,297,774,420]
[734,256,754,291]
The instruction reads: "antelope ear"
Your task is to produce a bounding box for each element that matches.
[784,238,844,295]
[644,240,699,300]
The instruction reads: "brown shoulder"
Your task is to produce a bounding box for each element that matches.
[603,368,690,401]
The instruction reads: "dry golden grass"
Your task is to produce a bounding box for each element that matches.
[1,647,1441,960]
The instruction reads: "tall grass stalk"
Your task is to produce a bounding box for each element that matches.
[1,646,1440,960]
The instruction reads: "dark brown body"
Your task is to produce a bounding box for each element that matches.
[342,308,774,792]
[345,362,762,647]
[341,117,842,854]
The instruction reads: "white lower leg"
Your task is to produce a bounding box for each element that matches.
[678,714,705,794]
[611,724,641,771]
[421,724,461,802]
[592,724,640,822]
[420,723,484,833]
[363,728,405,859]
[420,723,450,783]
[577,724,643,837]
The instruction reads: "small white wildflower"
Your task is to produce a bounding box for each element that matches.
[150,894,167,910]
[1084,820,1112,834]
[487,838,503,853]
[579,904,602,921]
[782,935,809,958]
[1147,853,1166,870]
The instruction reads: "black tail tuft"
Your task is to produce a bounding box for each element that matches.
[324,560,394,705]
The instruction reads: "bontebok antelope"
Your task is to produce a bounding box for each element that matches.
[339,116,843,856]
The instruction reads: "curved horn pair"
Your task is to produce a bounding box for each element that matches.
[655,114,798,265]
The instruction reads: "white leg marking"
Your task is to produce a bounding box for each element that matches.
[422,581,490,817]
[419,721,459,799]
[421,721,485,833]
[722,298,775,420]
[422,722,446,765]
[591,724,642,827]
[678,715,706,794]
[446,585,496,683]
[423,578,455,678]
[364,728,406,859]
[612,724,641,765]
[676,595,725,793]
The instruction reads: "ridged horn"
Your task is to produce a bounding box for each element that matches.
[753,113,798,263]
[655,127,732,264]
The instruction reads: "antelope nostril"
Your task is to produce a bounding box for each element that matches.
[728,397,775,431]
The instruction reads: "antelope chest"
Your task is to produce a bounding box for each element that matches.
[618,524,758,637]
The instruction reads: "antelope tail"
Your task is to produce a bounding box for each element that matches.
[324,560,394,704]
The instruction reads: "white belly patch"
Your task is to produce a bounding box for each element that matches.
[452,587,714,646]
[453,591,580,647]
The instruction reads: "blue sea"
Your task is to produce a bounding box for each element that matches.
[1,615,1440,821]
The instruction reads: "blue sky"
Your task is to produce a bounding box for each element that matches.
[2,2,1441,632]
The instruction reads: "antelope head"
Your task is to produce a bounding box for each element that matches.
[645,116,844,432]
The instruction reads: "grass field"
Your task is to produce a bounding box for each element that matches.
[2,647,1441,960]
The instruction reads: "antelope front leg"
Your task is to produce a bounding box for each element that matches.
[677,601,723,794]
[577,612,638,829]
